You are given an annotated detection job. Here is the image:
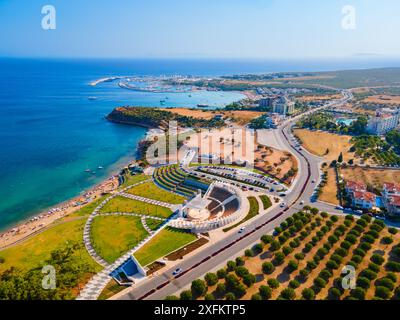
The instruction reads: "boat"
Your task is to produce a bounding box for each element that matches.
[84,169,91,173]
[160,100,166,105]
[91,171,97,175]
[88,96,98,101]
[98,166,104,170]
[197,104,210,108]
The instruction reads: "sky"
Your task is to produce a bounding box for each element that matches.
[0,0,400,59]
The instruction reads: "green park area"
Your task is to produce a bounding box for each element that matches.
[0,218,100,274]
[126,181,186,204]
[134,227,197,267]
[99,196,173,218]
[90,215,149,264]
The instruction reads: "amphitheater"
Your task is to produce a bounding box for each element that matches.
[153,164,244,233]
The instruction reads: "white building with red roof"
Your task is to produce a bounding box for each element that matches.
[382,183,400,216]
[345,180,367,194]
[351,190,376,210]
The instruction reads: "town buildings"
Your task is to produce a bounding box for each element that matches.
[366,108,400,135]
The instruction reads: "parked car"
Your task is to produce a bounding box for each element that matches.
[355,210,363,215]
[335,206,344,210]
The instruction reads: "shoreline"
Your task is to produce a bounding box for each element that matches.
[0,133,152,250]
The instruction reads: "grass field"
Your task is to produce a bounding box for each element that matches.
[120,174,149,188]
[99,196,173,218]
[319,168,340,205]
[126,181,186,204]
[340,167,400,191]
[90,215,149,263]
[259,195,272,210]
[145,218,165,231]
[0,218,100,274]
[294,129,354,162]
[134,227,197,267]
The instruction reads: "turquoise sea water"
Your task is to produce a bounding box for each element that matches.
[0,59,246,231]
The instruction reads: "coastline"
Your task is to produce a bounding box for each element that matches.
[0,130,153,250]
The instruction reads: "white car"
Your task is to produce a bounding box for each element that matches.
[300,200,305,205]
[172,268,182,276]
[239,227,246,234]
[335,206,344,210]
[280,202,286,208]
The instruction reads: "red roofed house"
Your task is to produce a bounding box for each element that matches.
[345,181,367,194]
[351,191,376,210]
[382,183,400,216]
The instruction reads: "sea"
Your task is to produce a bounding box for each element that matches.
[1,57,400,231]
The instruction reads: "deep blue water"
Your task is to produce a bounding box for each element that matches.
[1,57,400,231]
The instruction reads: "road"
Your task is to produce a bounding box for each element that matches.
[116,90,352,300]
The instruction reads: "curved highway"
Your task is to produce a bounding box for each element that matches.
[116,90,352,300]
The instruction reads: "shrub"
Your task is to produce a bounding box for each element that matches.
[280,288,296,300]
[307,261,317,270]
[191,279,207,298]
[300,268,310,279]
[351,255,363,264]
[295,253,305,261]
[165,295,179,300]
[235,266,249,278]
[302,288,315,300]
[314,277,327,288]
[225,274,240,292]
[261,235,273,244]
[227,260,236,272]
[273,252,286,266]
[251,293,262,300]
[367,230,379,239]
[270,240,281,251]
[267,278,280,289]
[234,284,247,299]
[317,248,328,259]
[304,243,313,253]
[360,242,371,251]
[243,273,256,287]
[253,243,263,254]
[216,283,226,296]
[326,260,339,270]
[274,227,282,235]
[362,234,375,244]
[354,248,366,257]
[287,260,299,273]
[341,241,352,250]
[245,249,253,257]
[319,269,333,281]
[368,263,380,273]
[382,237,393,245]
[360,269,378,281]
[335,247,348,257]
[357,219,367,227]
[386,272,397,283]
[330,215,338,222]
[375,277,395,291]
[329,287,341,300]
[225,292,236,300]
[371,254,385,266]
[283,246,293,256]
[205,273,218,286]
[386,261,400,272]
[328,235,339,244]
[217,268,227,279]
[331,254,343,264]
[388,228,398,235]
[262,262,275,275]
[180,290,193,300]
[345,235,358,244]
[375,286,391,299]
[235,257,245,266]
[350,287,366,300]
[356,277,371,289]
[205,293,215,300]
[258,285,272,300]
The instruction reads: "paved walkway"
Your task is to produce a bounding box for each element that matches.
[119,192,181,211]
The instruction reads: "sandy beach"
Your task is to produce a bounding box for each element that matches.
[0,175,119,250]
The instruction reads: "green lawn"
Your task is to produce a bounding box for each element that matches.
[223,196,260,232]
[145,218,165,231]
[259,195,272,210]
[99,196,173,218]
[0,218,100,274]
[90,215,149,263]
[126,181,186,204]
[134,227,197,267]
[120,174,149,188]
